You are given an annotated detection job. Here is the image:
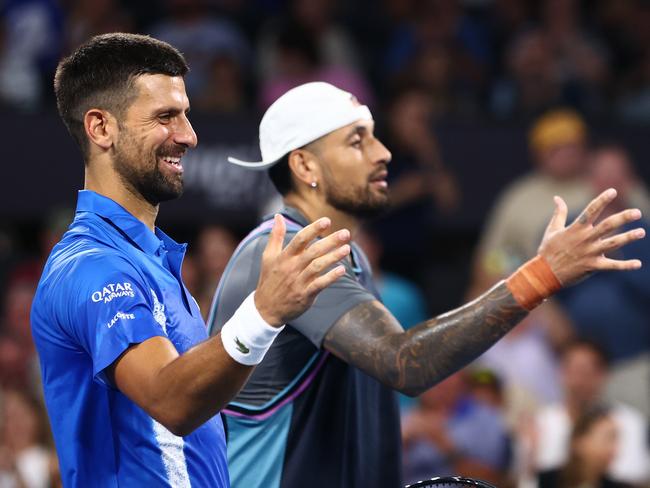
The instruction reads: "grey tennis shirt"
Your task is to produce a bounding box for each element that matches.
[207,206,402,488]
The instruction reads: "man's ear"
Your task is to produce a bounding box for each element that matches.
[84,108,118,151]
[287,149,322,188]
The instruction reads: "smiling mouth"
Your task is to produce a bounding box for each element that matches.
[160,155,184,174]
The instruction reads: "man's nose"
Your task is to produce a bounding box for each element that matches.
[174,115,198,148]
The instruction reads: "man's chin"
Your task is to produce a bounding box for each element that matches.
[349,200,390,220]
[139,181,184,206]
[158,189,183,203]
[158,175,184,200]
[157,184,184,203]
[327,188,390,220]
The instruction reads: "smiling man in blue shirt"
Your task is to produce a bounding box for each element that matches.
[30,33,351,487]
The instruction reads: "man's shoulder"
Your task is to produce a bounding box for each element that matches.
[41,230,145,298]
[49,233,131,274]
[233,218,303,261]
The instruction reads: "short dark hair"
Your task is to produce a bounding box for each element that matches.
[268,154,294,196]
[54,33,189,157]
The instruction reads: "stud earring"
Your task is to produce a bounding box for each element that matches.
[310,181,318,189]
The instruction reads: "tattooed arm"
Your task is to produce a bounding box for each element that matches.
[325,189,645,396]
[324,283,526,396]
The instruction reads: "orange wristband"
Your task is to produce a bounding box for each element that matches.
[506,255,562,310]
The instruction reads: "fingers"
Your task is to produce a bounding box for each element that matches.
[545,196,568,233]
[284,217,331,255]
[573,188,617,226]
[304,265,347,297]
[594,208,642,238]
[300,229,350,265]
[595,256,642,271]
[596,227,646,253]
[263,214,286,259]
[300,243,351,280]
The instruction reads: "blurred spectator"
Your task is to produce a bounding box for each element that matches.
[3,208,73,295]
[529,341,649,485]
[194,225,237,319]
[402,370,511,486]
[257,16,372,110]
[0,0,63,110]
[469,108,591,296]
[195,53,250,113]
[0,388,53,488]
[616,46,650,123]
[62,0,134,56]
[598,0,650,122]
[477,301,574,420]
[385,85,460,212]
[0,277,37,390]
[586,143,650,215]
[467,368,505,410]
[537,406,632,488]
[0,227,17,300]
[485,0,534,70]
[373,85,461,279]
[593,0,644,79]
[0,208,71,390]
[540,0,609,113]
[257,0,365,90]
[149,0,251,101]
[492,0,609,118]
[555,144,650,415]
[383,0,491,117]
[490,29,563,118]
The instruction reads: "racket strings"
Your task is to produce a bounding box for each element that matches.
[405,476,498,488]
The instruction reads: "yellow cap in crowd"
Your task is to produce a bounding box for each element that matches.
[529,109,587,153]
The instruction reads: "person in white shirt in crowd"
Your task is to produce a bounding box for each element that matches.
[529,340,649,485]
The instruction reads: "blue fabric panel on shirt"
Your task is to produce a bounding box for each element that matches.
[226,404,292,488]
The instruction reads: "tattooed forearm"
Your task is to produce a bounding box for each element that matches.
[323,281,528,396]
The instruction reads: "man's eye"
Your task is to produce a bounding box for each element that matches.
[351,139,362,147]
[158,113,171,122]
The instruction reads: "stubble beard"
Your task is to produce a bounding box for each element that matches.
[324,181,390,220]
[112,130,184,206]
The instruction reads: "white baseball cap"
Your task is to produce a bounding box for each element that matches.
[227,82,373,170]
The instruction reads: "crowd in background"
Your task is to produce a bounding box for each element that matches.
[0,0,649,487]
[1,0,650,122]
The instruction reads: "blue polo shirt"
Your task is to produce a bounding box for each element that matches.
[31,190,229,487]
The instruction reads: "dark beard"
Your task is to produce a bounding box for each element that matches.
[325,182,389,220]
[113,138,184,206]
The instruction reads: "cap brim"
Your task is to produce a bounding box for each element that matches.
[227,156,279,171]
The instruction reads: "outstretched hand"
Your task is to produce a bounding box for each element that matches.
[538,188,645,286]
[254,214,351,326]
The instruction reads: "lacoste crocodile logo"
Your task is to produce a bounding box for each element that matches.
[234,337,250,354]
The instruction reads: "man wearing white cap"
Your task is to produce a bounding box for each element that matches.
[208,82,644,487]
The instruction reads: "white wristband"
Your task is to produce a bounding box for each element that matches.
[220,291,285,366]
